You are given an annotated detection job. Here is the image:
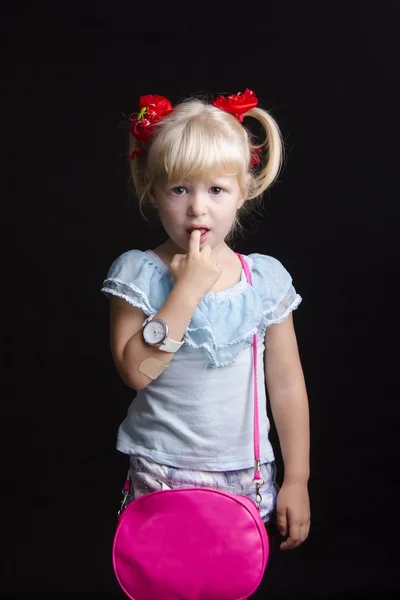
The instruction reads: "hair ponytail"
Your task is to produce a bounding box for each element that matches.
[246,107,285,199]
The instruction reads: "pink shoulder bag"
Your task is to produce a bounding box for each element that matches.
[112,253,270,600]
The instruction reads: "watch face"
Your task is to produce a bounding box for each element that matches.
[143,319,167,345]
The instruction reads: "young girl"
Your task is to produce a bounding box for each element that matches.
[101,89,310,553]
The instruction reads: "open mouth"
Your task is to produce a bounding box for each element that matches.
[186,228,210,242]
[187,228,209,235]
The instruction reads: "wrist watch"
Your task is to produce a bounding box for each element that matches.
[142,315,184,353]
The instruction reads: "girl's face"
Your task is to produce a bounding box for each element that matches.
[153,175,246,254]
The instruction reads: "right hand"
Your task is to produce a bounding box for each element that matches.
[170,230,223,300]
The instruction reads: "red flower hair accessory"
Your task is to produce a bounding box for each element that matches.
[250,146,262,167]
[211,88,259,122]
[129,94,173,153]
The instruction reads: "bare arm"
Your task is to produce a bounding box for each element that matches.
[264,312,310,484]
[110,283,199,391]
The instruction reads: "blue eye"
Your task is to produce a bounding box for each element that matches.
[210,187,223,195]
[171,186,187,195]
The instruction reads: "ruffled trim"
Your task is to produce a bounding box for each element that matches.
[101,278,154,315]
[267,292,303,326]
[258,290,303,341]
[185,323,259,349]
[183,324,260,368]
[184,291,302,369]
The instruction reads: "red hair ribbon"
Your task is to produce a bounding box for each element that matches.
[130,94,173,144]
[129,146,146,161]
[250,146,262,167]
[211,89,259,122]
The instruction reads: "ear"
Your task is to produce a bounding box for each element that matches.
[146,178,157,208]
[238,174,251,208]
[148,190,157,209]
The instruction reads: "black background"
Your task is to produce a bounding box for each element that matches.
[4,1,400,599]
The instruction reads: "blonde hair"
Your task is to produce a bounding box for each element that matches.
[129,97,285,243]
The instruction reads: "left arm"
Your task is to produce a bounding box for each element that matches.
[265,312,311,550]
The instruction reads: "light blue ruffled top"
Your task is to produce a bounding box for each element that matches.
[101,249,302,470]
[102,249,302,368]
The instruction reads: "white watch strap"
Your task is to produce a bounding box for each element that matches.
[144,315,184,353]
[159,337,184,353]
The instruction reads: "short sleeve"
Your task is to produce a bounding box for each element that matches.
[101,249,162,315]
[249,253,303,328]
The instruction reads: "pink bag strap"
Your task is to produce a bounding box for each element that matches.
[235,253,263,487]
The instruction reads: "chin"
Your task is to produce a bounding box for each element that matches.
[167,238,187,252]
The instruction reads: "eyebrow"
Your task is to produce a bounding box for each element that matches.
[165,177,234,187]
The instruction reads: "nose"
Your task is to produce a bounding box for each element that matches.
[187,191,207,216]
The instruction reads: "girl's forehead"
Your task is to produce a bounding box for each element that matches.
[160,173,240,185]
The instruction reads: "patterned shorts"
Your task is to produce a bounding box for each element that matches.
[127,456,279,524]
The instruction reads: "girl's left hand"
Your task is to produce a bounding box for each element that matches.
[275,480,311,551]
